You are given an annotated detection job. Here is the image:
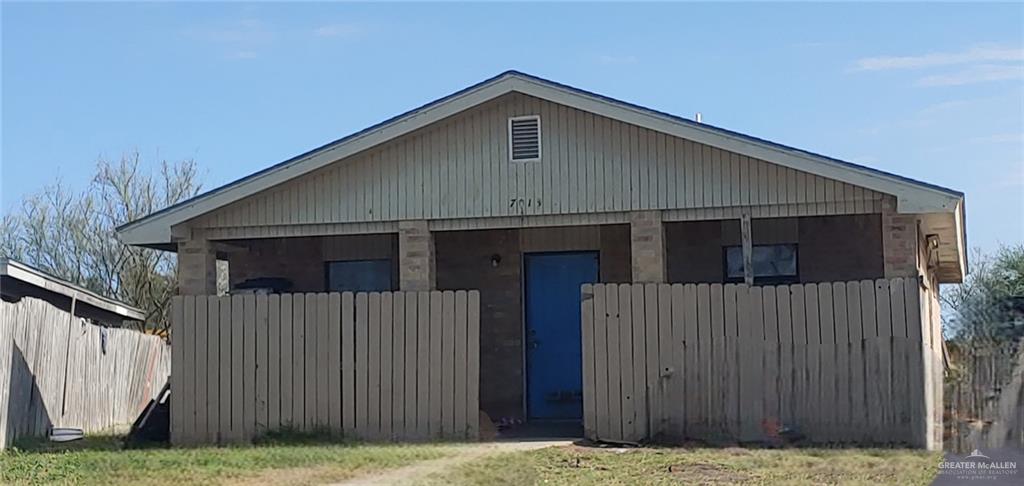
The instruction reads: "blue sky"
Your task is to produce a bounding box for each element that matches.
[3,2,1022,253]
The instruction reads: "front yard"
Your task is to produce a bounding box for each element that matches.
[424,444,942,485]
[0,435,452,485]
[1,435,942,485]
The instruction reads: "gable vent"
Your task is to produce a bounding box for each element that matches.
[509,115,541,161]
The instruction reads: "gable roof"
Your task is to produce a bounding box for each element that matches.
[117,70,964,248]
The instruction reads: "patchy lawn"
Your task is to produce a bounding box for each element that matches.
[0,434,452,486]
[423,444,943,485]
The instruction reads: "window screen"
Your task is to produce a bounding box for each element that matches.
[325,259,394,292]
[724,244,798,283]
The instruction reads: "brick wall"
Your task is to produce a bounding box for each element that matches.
[435,224,630,421]
[665,214,885,284]
[225,234,398,292]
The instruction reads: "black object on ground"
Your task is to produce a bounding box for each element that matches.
[124,382,171,448]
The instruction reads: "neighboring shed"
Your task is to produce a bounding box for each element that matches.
[0,261,168,449]
[1,258,146,325]
[118,71,963,449]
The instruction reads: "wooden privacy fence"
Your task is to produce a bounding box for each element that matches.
[581,277,935,447]
[0,298,170,449]
[171,290,480,445]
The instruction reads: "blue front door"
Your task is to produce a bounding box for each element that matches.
[524,252,599,420]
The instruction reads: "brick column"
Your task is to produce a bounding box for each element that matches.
[630,210,666,283]
[177,236,217,295]
[881,197,918,278]
[399,220,435,291]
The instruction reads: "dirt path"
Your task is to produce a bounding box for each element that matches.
[332,440,570,486]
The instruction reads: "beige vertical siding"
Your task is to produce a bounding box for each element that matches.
[190,93,883,233]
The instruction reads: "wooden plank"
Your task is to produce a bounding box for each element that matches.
[194,297,209,443]
[763,286,779,342]
[617,284,634,442]
[440,291,455,438]
[354,292,369,438]
[890,278,908,338]
[874,280,894,441]
[819,283,835,345]
[304,294,318,432]
[601,284,620,441]
[341,292,356,436]
[805,333,821,442]
[243,294,256,439]
[182,296,197,443]
[804,284,820,345]
[267,295,281,432]
[453,290,468,438]
[776,286,792,344]
[833,283,849,345]
[749,286,764,341]
[860,280,877,338]
[315,294,330,429]
[722,284,740,438]
[416,292,431,439]
[643,283,660,437]
[429,291,444,438]
[291,294,306,432]
[905,278,922,343]
[379,292,394,439]
[467,290,481,439]
[669,284,685,439]
[367,292,382,439]
[832,283,850,442]
[256,294,269,435]
[391,293,406,438]
[630,284,647,441]
[581,284,598,440]
[682,284,699,437]
[709,283,725,434]
[230,295,244,441]
[696,283,713,436]
[875,279,892,338]
[404,293,419,439]
[328,293,342,434]
[207,296,222,441]
[790,285,807,345]
[263,295,278,436]
[906,336,927,447]
[846,285,865,441]
[657,284,673,438]
[170,297,184,444]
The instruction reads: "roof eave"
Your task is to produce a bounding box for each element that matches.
[116,70,966,247]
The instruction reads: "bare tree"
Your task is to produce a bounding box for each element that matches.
[1,152,201,333]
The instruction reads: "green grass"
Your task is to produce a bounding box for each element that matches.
[0,433,452,486]
[424,445,943,485]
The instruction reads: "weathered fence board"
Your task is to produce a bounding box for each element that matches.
[582,277,933,447]
[170,290,480,444]
[0,298,169,449]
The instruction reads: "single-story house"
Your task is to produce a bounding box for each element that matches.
[118,71,964,448]
[0,258,146,325]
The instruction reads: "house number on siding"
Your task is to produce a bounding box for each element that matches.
[510,198,542,213]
